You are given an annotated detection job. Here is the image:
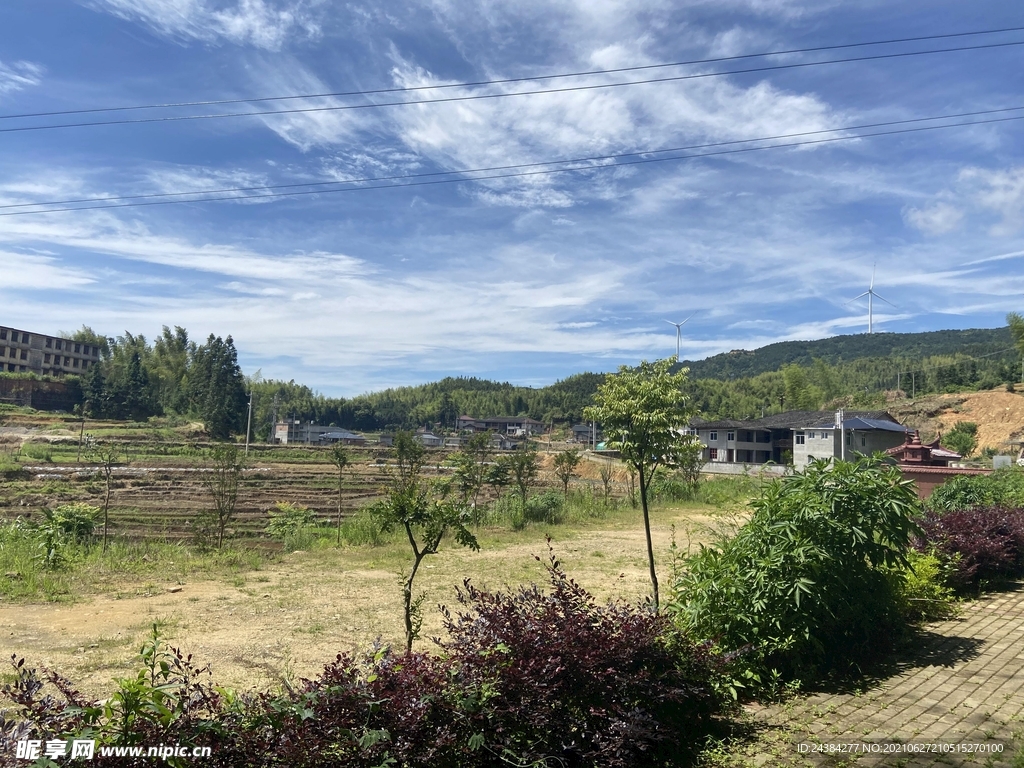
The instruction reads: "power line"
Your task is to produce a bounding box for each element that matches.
[3,110,1022,216]
[3,25,1023,122]
[3,105,1022,211]
[3,40,1023,135]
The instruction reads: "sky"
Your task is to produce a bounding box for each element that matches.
[1,0,1023,396]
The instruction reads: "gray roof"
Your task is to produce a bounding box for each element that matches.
[692,410,901,431]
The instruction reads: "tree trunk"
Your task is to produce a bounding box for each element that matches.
[404,549,425,654]
[336,468,343,546]
[103,469,111,553]
[637,465,659,611]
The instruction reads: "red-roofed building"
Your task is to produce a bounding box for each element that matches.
[885,432,961,467]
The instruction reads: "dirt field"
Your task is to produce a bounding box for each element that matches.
[893,387,1024,453]
[0,503,732,698]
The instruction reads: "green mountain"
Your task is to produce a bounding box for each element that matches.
[681,328,1014,380]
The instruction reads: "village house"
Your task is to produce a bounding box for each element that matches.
[692,409,910,470]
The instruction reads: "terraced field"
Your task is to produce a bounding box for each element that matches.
[1,446,458,541]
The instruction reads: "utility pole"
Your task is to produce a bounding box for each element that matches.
[244,392,253,456]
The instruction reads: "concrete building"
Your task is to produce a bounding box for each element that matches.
[692,410,909,470]
[0,325,101,376]
[274,421,365,445]
[455,415,546,436]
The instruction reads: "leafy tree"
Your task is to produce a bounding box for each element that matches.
[187,335,247,439]
[506,443,540,507]
[372,432,478,652]
[201,444,244,549]
[941,421,978,459]
[584,357,699,610]
[552,448,582,497]
[328,443,350,545]
[1009,312,1024,357]
[447,432,491,507]
[151,326,192,414]
[487,456,512,501]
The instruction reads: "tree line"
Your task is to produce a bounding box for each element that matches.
[72,326,247,439]
[43,320,1024,438]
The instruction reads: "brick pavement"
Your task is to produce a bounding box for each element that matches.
[739,585,1024,767]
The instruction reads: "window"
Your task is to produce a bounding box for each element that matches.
[64,356,70,365]
[846,432,852,445]
[861,435,866,447]
[709,448,718,460]
[43,354,50,363]
[0,329,6,340]
[795,431,805,445]
[55,340,62,351]
[6,364,14,372]
[20,349,28,360]
[73,359,79,368]
[21,333,29,343]
[709,431,718,441]
[0,347,5,358]
[727,431,735,442]
[45,338,52,348]
[83,345,90,355]
[74,343,81,353]
[82,360,88,369]
[93,348,100,357]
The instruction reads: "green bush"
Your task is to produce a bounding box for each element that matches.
[19,442,53,463]
[338,507,392,546]
[265,501,317,538]
[927,467,1024,512]
[669,456,921,686]
[940,421,978,459]
[890,549,958,623]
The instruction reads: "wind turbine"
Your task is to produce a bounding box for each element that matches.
[846,263,895,334]
[664,313,695,358]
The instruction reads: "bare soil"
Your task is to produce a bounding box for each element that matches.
[893,387,1024,452]
[0,506,728,698]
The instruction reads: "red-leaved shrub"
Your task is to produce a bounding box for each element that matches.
[916,506,1024,588]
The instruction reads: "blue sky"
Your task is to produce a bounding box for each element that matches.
[1,0,1022,396]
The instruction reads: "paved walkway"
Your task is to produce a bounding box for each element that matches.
[731,585,1024,767]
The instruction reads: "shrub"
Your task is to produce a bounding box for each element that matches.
[264,502,317,539]
[927,474,994,513]
[2,553,729,768]
[522,490,563,524]
[916,506,1024,589]
[19,442,53,463]
[890,549,958,623]
[670,457,921,685]
[940,421,978,459]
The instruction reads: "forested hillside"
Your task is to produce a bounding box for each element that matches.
[11,325,1021,437]
[682,328,1013,380]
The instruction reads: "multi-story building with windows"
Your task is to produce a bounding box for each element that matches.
[0,325,102,376]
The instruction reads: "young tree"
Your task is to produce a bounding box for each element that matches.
[552,449,582,497]
[487,456,512,501]
[87,442,125,553]
[598,461,614,500]
[507,443,540,507]
[372,432,479,652]
[941,421,979,459]
[584,357,699,611]
[328,443,350,545]
[201,444,245,549]
[447,432,491,507]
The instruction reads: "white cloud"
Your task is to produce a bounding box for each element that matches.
[903,201,963,235]
[0,60,44,98]
[0,250,94,290]
[85,0,322,50]
[960,166,1024,235]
